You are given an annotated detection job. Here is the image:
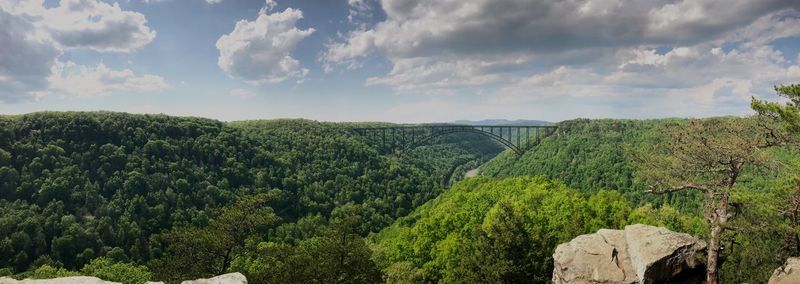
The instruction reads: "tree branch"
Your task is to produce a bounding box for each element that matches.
[646,182,708,194]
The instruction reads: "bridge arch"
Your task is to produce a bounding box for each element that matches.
[407,127,523,153]
[352,125,557,155]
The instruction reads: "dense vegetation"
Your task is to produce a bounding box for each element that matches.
[0,112,501,281]
[370,116,800,283]
[467,115,800,283]
[369,176,703,283]
[3,83,800,283]
[479,118,706,210]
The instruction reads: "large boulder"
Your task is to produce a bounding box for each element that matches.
[553,224,706,284]
[0,277,119,284]
[180,273,247,284]
[769,257,800,284]
[552,229,638,283]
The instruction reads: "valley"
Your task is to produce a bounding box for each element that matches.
[2,1,799,283]
[1,106,799,283]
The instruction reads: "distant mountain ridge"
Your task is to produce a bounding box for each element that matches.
[452,119,554,126]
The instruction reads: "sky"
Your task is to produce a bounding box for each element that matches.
[1,0,799,123]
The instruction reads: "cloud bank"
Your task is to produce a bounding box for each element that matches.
[325,0,800,118]
[0,0,166,103]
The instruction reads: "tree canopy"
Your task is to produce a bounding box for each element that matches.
[0,112,501,280]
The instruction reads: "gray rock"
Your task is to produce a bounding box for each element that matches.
[769,257,800,284]
[552,224,706,284]
[552,229,637,283]
[180,273,247,284]
[0,276,120,284]
[624,224,706,284]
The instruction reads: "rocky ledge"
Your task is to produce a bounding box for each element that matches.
[769,257,800,284]
[552,224,706,284]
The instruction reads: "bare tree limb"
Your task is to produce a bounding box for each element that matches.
[645,183,709,194]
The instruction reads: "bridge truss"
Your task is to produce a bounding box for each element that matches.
[352,125,558,154]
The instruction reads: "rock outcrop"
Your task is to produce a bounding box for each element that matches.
[552,224,706,284]
[0,273,247,284]
[0,277,120,284]
[180,273,247,284]
[769,257,800,284]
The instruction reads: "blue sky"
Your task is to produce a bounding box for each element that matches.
[1,0,799,122]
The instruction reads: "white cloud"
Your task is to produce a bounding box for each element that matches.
[607,38,799,91]
[216,6,314,84]
[47,61,168,97]
[347,0,373,23]
[205,0,275,7]
[322,0,800,119]
[323,0,798,77]
[3,0,155,52]
[229,88,256,99]
[645,0,799,43]
[492,43,800,118]
[725,9,800,48]
[0,0,164,103]
[365,55,532,94]
[0,8,59,103]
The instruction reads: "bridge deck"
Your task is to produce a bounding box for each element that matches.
[352,124,558,154]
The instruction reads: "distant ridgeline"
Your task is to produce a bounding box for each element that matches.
[0,112,501,276]
[452,119,555,126]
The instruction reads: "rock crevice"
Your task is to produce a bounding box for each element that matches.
[553,224,706,284]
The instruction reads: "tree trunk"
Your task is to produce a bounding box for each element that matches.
[791,190,800,256]
[220,244,234,275]
[707,223,721,284]
[706,190,729,284]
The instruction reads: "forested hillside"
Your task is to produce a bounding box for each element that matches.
[369,176,704,283]
[0,112,501,281]
[479,118,707,211]
[370,116,798,283]
[2,112,798,283]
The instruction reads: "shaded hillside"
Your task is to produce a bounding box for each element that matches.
[0,112,501,274]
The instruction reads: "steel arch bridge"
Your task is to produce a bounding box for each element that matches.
[352,125,558,154]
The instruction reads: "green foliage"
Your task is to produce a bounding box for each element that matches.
[0,112,500,277]
[29,265,80,278]
[633,117,772,194]
[6,258,151,283]
[151,193,280,281]
[478,118,704,211]
[627,204,706,237]
[383,261,423,284]
[472,116,799,282]
[712,146,800,283]
[6,110,798,283]
[370,176,635,283]
[633,117,775,283]
[230,218,382,284]
[81,257,152,284]
[752,84,800,134]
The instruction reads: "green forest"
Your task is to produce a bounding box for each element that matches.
[0,112,500,282]
[1,85,800,283]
